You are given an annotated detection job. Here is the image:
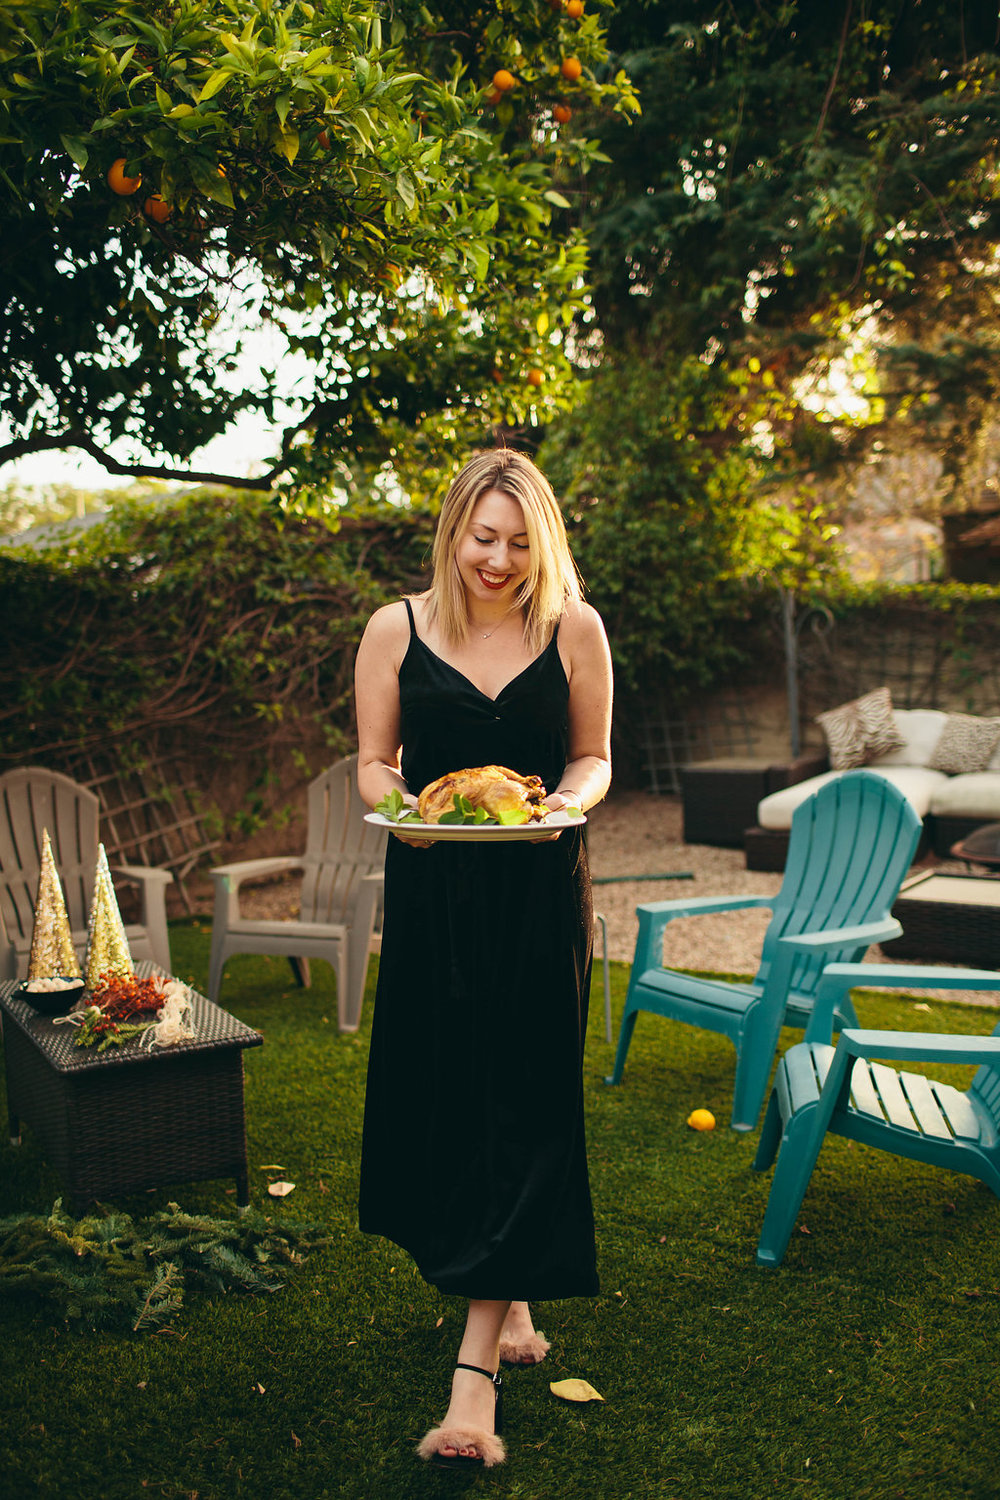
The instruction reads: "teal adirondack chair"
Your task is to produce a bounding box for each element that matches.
[607,771,923,1131]
[753,962,1000,1267]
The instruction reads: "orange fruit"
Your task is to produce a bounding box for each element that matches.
[560,56,582,81]
[317,129,331,149]
[565,0,584,15]
[107,157,142,195]
[527,368,544,387]
[687,1108,716,1131]
[143,194,171,223]
[492,69,516,92]
[485,88,503,106]
[553,104,572,124]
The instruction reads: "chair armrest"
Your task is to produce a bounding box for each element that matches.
[638,894,773,919]
[779,918,902,954]
[210,855,306,928]
[113,863,173,889]
[838,1027,1000,1066]
[209,856,306,892]
[820,961,1000,995]
[633,895,773,973]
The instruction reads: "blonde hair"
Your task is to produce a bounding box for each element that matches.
[425,449,582,652]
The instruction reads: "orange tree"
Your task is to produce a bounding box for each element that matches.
[0,1,637,497]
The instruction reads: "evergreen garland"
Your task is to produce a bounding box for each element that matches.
[0,1200,331,1332]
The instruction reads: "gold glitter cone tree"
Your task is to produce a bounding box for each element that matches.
[83,844,134,990]
[27,829,82,980]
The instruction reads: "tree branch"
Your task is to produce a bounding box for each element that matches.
[0,430,292,492]
[813,0,853,147]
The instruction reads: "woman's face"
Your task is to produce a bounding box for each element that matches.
[455,488,530,606]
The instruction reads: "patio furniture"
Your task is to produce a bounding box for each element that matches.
[207,757,386,1032]
[753,962,1000,1267]
[950,821,1000,871]
[681,753,826,848]
[1,963,262,1212]
[0,766,173,982]
[747,704,1000,871]
[606,771,922,1131]
[883,871,1000,967]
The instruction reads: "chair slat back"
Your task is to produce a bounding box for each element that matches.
[300,758,387,926]
[971,1020,1000,1119]
[0,768,99,947]
[757,771,922,997]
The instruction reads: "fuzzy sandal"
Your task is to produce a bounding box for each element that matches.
[499,1331,551,1367]
[416,1362,505,1469]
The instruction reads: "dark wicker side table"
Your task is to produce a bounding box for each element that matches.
[1,964,262,1212]
[681,753,827,848]
[883,872,1000,968]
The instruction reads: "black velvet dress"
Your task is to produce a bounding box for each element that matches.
[359,600,598,1301]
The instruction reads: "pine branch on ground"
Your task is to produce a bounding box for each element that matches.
[0,1200,331,1331]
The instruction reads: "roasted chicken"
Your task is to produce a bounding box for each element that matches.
[417,765,549,824]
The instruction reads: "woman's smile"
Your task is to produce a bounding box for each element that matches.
[477,568,511,590]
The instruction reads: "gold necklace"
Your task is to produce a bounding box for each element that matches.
[475,610,514,640]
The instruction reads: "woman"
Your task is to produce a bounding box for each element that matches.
[354,448,613,1469]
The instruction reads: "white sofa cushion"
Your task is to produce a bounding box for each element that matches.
[757,766,950,831]
[871,708,948,768]
[929,773,1000,820]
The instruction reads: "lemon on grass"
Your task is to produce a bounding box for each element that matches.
[687,1108,716,1131]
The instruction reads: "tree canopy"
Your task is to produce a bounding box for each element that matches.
[573,1,1000,506]
[0,0,636,494]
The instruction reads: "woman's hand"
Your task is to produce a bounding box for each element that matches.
[392,793,434,849]
[545,790,582,816]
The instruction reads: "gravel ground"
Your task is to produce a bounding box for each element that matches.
[234,789,1000,1009]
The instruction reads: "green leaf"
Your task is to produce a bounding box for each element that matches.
[59,134,90,169]
[373,790,421,823]
[188,157,234,207]
[277,129,300,165]
[394,170,416,212]
[543,189,571,209]
[197,69,233,104]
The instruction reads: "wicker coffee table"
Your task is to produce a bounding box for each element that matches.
[885,872,1000,968]
[1,964,263,1212]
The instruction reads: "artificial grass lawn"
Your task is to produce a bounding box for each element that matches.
[2,921,999,1500]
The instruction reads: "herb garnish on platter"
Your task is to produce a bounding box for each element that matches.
[374,790,542,826]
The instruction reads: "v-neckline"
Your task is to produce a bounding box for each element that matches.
[409,631,556,705]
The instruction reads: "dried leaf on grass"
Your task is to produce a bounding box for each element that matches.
[549,1378,605,1403]
[267,1181,296,1197]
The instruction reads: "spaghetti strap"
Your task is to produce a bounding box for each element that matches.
[403,597,416,635]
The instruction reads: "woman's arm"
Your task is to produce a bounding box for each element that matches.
[550,601,613,813]
[354,602,415,811]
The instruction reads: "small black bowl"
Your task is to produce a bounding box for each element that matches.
[14,977,86,1017]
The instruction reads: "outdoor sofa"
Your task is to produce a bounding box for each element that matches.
[744,691,1000,872]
